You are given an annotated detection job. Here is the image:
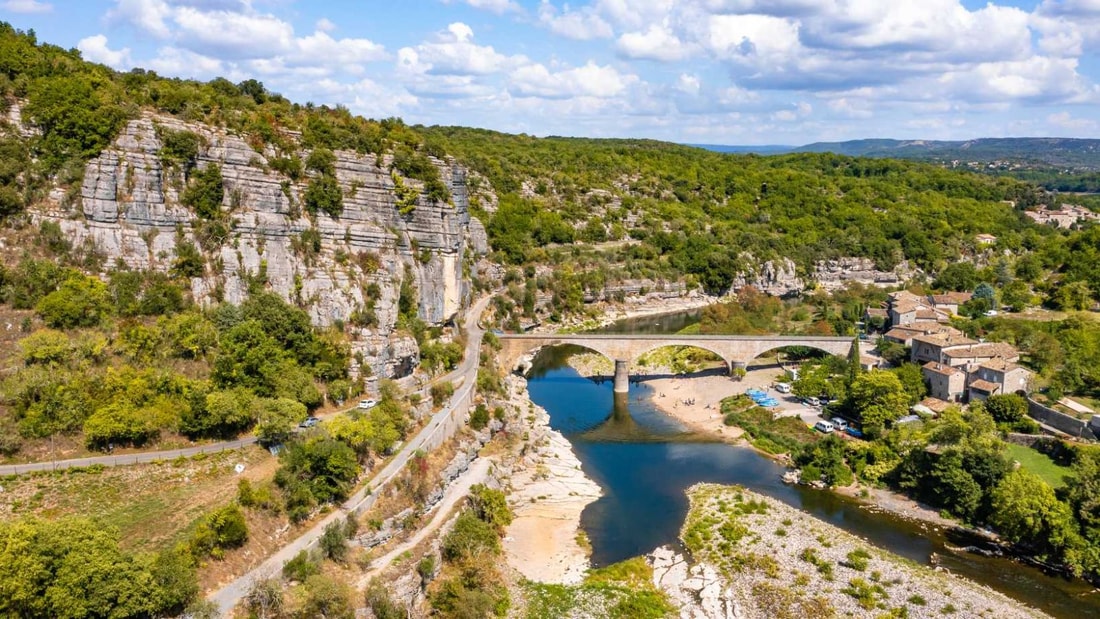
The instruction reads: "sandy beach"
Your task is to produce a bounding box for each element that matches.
[640,370,747,441]
[502,376,602,585]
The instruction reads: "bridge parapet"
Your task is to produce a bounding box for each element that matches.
[497,334,854,379]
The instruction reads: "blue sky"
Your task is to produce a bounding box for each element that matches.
[3,0,1100,144]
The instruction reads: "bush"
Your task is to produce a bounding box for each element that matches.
[282,549,320,582]
[468,484,513,534]
[319,520,349,562]
[35,274,112,328]
[365,580,405,619]
[469,403,490,430]
[189,504,248,559]
[430,381,455,408]
[304,175,343,218]
[442,510,500,562]
[180,163,224,219]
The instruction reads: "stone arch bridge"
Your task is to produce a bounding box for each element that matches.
[497,334,855,393]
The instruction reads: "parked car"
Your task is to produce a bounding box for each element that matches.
[803,396,821,407]
[358,399,378,410]
[813,420,836,433]
[775,382,792,394]
[298,416,320,428]
[845,426,864,438]
[830,417,849,432]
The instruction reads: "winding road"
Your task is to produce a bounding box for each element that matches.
[208,295,492,616]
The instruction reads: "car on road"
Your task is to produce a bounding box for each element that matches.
[830,417,849,432]
[358,399,378,410]
[298,417,320,428]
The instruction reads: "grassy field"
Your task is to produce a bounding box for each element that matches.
[721,394,819,454]
[0,446,277,552]
[1004,443,1074,489]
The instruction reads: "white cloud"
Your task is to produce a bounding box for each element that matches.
[147,46,225,78]
[315,17,336,33]
[77,34,132,69]
[442,0,521,14]
[509,61,639,98]
[617,24,690,61]
[1,0,51,13]
[1047,111,1098,131]
[398,23,527,76]
[108,0,173,38]
[537,1,613,40]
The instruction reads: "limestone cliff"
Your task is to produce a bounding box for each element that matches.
[31,114,488,379]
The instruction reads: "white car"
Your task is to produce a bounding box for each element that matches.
[358,399,378,410]
[775,383,792,394]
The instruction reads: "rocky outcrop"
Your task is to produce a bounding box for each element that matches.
[33,114,487,378]
[812,257,917,291]
[728,257,804,297]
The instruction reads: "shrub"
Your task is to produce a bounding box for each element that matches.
[430,381,455,408]
[189,504,248,559]
[304,175,343,218]
[180,163,224,219]
[365,580,406,619]
[468,484,513,533]
[442,510,500,562]
[35,274,112,328]
[470,403,490,430]
[282,549,320,582]
[319,520,348,562]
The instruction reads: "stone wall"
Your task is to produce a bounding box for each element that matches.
[1027,398,1099,440]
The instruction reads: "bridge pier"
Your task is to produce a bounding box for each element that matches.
[613,359,630,393]
[731,361,747,380]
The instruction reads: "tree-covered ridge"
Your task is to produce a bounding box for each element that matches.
[0,22,450,220]
[424,125,1048,292]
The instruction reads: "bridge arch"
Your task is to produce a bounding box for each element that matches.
[629,342,732,375]
[748,341,852,365]
[499,339,615,375]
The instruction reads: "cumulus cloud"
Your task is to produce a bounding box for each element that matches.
[616,24,691,61]
[442,0,521,14]
[398,22,527,76]
[537,1,613,40]
[108,0,387,73]
[509,61,639,98]
[1,0,51,12]
[77,34,132,69]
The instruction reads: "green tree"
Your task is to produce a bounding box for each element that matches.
[319,520,349,562]
[189,504,249,559]
[254,397,307,446]
[984,394,1028,425]
[468,484,513,534]
[1056,281,1093,311]
[890,363,927,405]
[298,575,354,619]
[990,470,1084,567]
[933,262,978,292]
[304,175,343,218]
[442,510,500,562]
[846,371,909,438]
[35,274,111,328]
[180,163,224,219]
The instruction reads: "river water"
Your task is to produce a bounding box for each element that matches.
[523,310,1100,618]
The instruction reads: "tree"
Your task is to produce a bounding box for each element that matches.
[245,578,285,619]
[990,470,1083,567]
[35,274,111,328]
[1000,280,1034,311]
[890,363,927,405]
[985,394,1028,425]
[189,504,248,559]
[1056,281,1093,311]
[933,262,978,292]
[468,484,513,534]
[846,371,909,438]
[319,521,349,562]
[442,510,500,562]
[254,397,307,446]
[298,575,355,619]
[304,175,343,218]
[181,163,224,219]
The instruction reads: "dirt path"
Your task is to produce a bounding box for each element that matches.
[356,457,492,587]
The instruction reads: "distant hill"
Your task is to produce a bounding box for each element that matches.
[795,138,1100,170]
[693,138,1100,170]
[687,143,794,155]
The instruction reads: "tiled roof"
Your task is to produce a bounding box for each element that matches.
[912,333,979,348]
[941,342,1018,360]
[918,397,954,413]
[979,358,1026,374]
[969,379,1000,393]
[922,361,962,376]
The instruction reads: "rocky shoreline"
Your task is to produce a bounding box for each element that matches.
[658,483,1049,619]
[501,374,603,585]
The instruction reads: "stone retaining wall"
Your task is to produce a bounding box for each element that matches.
[1027,398,1099,440]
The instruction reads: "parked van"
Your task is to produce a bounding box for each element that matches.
[775,383,792,394]
[829,417,849,432]
[804,396,821,407]
[813,420,836,433]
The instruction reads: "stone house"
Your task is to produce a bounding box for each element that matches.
[922,362,966,402]
[910,332,979,364]
[928,291,973,316]
[940,342,1020,368]
[970,358,1031,396]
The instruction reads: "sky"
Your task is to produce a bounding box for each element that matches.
[3,0,1100,145]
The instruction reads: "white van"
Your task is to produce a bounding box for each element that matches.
[775,382,792,394]
[813,420,836,434]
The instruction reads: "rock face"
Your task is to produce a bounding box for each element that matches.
[813,257,918,291]
[651,546,741,619]
[35,114,487,378]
